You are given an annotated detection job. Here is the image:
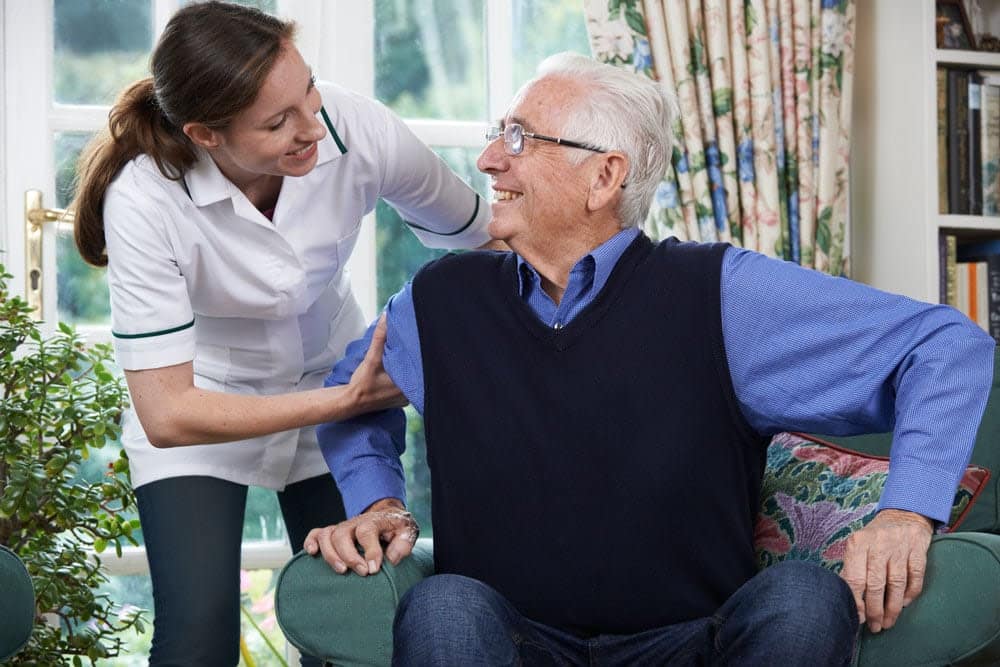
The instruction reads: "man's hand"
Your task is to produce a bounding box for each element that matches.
[303,498,419,576]
[839,508,934,633]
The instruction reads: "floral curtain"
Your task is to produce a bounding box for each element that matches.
[584,0,855,275]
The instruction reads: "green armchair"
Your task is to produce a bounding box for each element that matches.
[0,545,35,661]
[276,349,1000,666]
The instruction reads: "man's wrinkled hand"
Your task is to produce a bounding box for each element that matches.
[303,498,420,576]
[839,508,933,633]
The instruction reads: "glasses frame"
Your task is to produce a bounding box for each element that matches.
[485,123,608,156]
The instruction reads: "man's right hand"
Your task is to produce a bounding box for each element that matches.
[303,498,419,576]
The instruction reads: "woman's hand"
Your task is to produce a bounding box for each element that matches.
[343,313,409,416]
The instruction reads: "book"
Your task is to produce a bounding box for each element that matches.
[957,260,970,315]
[990,255,1000,342]
[947,69,971,214]
[940,232,949,304]
[981,80,1000,215]
[969,72,983,215]
[956,237,1000,261]
[975,261,989,331]
[938,68,949,214]
[955,237,1000,342]
[946,234,959,307]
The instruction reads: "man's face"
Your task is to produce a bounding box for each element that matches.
[476,76,594,254]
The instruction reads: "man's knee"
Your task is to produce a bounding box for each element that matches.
[150,592,240,666]
[716,561,858,665]
[393,574,519,666]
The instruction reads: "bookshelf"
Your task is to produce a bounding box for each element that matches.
[853,0,1000,304]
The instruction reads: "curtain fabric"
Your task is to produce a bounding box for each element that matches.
[584,0,854,275]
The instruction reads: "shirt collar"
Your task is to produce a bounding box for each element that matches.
[183,122,343,208]
[515,227,641,296]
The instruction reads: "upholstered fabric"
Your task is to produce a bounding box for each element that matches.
[755,432,991,572]
[275,539,434,667]
[0,546,34,661]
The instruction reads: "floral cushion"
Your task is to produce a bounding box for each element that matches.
[754,432,991,573]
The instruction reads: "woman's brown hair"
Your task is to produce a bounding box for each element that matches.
[72,1,295,266]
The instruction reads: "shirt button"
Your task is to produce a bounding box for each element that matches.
[553,322,563,330]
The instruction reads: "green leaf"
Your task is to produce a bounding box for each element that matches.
[93,538,107,553]
[712,88,733,116]
[624,6,646,35]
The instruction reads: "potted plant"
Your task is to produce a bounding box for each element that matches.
[0,265,145,664]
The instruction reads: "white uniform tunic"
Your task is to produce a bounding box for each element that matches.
[104,82,490,490]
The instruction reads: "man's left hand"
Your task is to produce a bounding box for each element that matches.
[839,508,934,633]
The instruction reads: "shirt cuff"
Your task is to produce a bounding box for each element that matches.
[112,325,196,370]
[877,457,963,525]
[406,193,492,250]
[336,461,407,518]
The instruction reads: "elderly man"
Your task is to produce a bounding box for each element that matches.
[306,53,994,665]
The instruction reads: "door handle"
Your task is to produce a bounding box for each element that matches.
[24,189,75,317]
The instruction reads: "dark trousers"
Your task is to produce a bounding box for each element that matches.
[393,560,859,666]
[135,474,346,667]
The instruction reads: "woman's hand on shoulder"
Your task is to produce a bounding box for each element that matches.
[341,313,408,417]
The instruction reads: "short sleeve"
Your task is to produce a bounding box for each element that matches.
[104,168,195,370]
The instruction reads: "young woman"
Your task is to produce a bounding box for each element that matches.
[71,2,490,664]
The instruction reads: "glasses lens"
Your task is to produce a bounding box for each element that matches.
[504,124,524,155]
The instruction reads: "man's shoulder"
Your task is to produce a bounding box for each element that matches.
[416,250,511,278]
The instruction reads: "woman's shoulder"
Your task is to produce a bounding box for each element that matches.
[316,80,395,131]
[104,156,189,229]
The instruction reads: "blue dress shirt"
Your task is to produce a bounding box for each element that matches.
[319,228,995,523]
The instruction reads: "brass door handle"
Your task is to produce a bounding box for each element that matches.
[24,189,75,317]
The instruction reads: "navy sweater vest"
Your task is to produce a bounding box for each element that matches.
[411,235,768,636]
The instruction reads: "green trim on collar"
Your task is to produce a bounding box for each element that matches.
[112,318,195,340]
[320,107,348,155]
[404,192,481,237]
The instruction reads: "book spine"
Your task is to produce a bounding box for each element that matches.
[976,262,990,331]
[938,68,949,214]
[989,255,1000,343]
[946,234,959,307]
[939,233,949,303]
[957,261,971,316]
[969,73,983,215]
[983,83,1000,215]
[948,70,971,214]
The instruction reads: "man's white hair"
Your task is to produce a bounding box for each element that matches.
[533,52,676,229]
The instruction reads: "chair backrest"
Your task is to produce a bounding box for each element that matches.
[820,346,1000,534]
[0,546,35,660]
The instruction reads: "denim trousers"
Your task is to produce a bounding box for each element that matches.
[392,560,859,666]
[134,474,346,667]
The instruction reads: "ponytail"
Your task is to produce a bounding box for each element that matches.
[72,78,196,267]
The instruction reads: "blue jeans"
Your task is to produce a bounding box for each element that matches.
[135,474,345,667]
[392,560,858,666]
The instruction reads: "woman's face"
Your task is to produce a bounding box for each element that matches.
[200,42,326,188]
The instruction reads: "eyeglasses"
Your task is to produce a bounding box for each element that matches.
[485,123,608,156]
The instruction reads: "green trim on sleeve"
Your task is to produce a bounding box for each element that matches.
[320,107,348,155]
[404,191,481,237]
[112,318,195,340]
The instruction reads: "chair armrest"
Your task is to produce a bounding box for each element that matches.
[856,532,1000,667]
[0,545,35,661]
[275,538,434,667]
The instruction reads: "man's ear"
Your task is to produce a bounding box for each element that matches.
[587,152,629,213]
[182,122,221,149]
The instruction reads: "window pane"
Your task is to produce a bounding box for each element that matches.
[512,0,591,91]
[374,0,487,120]
[53,0,153,105]
[55,132,111,326]
[97,574,153,665]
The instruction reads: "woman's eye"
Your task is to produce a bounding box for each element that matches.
[269,116,287,131]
